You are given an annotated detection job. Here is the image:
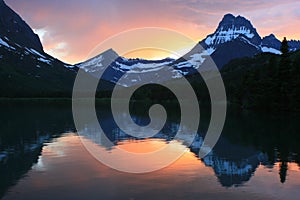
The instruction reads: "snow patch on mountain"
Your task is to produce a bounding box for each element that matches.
[172,71,184,79]
[116,60,172,71]
[0,38,9,48]
[125,66,165,74]
[1,36,61,68]
[0,37,15,50]
[205,47,216,55]
[205,26,255,46]
[189,53,206,65]
[174,50,210,69]
[261,46,282,55]
[78,55,104,72]
[37,57,51,65]
[64,64,75,69]
[25,47,46,58]
[238,36,260,49]
[203,155,253,176]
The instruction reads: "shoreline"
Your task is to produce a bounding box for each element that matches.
[0,98,298,113]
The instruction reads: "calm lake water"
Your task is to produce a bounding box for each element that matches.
[0,102,300,200]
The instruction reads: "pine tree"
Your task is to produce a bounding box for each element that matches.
[280,37,289,56]
[278,37,291,110]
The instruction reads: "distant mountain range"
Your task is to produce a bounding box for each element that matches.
[77,13,300,87]
[0,0,300,96]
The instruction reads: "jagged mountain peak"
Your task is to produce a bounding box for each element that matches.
[222,13,235,19]
[263,34,277,39]
[202,14,261,50]
[261,33,281,51]
[218,13,253,29]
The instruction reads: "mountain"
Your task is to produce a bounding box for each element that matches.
[182,14,300,69]
[262,34,300,52]
[200,14,262,51]
[167,14,264,72]
[0,0,78,97]
[0,0,43,52]
[208,35,261,68]
[77,49,180,87]
[288,40,300,51]
[0,39,77,97]
[261,34,281,50]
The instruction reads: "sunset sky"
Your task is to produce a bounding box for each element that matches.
[6,0,300,64]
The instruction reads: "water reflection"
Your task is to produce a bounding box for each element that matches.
[0,102,300,199]
[86,103,300,187]
[0,102,74,197]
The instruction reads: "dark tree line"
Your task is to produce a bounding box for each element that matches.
[221,38,300,112]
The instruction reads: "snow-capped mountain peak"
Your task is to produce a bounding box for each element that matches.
[76,49,178,86]
[77,48,119,73]
[202,13,261,50]
[77,49,174,74]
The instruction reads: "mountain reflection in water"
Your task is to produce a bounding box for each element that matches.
[0,102,300,199]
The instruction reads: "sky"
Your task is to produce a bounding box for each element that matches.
[5,0,300,64]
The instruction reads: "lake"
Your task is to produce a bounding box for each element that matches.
[0,102,300,200]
